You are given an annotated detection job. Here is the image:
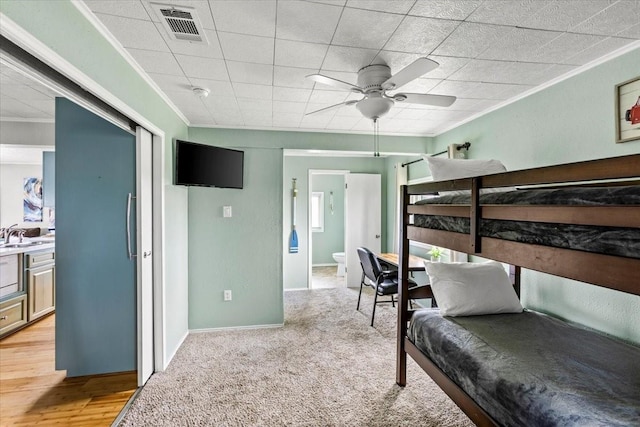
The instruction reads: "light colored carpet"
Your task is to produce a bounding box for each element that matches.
[119,287,473,426]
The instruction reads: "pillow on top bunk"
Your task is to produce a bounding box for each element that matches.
[424,261,523,317]
[424,157,509,195]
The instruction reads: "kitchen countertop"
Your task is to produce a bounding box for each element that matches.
[0,239,55,256]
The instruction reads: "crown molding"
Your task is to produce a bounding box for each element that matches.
[436,41,640,136]
[71,0,190,127]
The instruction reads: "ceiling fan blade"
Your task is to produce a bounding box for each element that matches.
[381,58,439,90]
[305,100,359,116]
[306,74,363,93]
[394,93,456,107]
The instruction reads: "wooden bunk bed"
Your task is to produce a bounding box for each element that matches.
[395,154,640,426]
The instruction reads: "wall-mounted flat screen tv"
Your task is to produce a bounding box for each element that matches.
[175,140,244,189]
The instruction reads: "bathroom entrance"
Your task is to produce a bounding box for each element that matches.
[308,170,347,289]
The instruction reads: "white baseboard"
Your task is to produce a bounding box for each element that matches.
[312,263,338,267]
[190,323,284,333]
[284,287,310,291]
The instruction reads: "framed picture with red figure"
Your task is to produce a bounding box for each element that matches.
[615,76,640,143]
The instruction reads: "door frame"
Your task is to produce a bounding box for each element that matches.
[307,170,349,289]
[2,14,168,372]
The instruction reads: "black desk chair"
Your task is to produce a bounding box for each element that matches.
[356,247,417,327]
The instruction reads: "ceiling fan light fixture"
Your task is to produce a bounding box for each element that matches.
[356,96,394,120]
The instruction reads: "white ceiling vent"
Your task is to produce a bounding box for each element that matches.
[150,2,208,44]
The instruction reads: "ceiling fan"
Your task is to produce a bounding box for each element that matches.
[306,58,456,120]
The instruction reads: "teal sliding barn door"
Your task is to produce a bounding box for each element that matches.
[55,98,136,377]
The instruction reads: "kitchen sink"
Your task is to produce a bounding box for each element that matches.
[0,241,46,248]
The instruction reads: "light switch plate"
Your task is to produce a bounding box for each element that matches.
[223,206,232,217]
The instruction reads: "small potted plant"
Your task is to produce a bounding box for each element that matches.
[428,246,442,262]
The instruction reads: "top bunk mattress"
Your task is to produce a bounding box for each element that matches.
[408,309,640,427]
[412,185,640,259]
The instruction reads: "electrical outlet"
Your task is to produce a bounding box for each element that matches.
[223,206,232,217]
[223,290,232,301]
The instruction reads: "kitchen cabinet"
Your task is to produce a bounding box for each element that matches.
[0,254,21,298]
[0,294,27,336]
[26,251,55,321]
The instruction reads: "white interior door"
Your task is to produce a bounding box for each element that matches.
[136,127,154,386]
[345,174,381,287]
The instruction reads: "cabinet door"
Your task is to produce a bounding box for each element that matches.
[28,265,55,321]
[0,295,27,337]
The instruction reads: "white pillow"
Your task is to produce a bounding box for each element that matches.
[424,261,523,317]
[423,156,509,195]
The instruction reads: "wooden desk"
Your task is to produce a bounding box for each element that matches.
[377,253,427,272]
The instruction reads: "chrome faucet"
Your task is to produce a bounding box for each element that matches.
[3,224,19,244]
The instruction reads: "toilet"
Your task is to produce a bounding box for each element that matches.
[332,252,345,277]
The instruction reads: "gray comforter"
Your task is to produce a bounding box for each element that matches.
[408,310,640,426]
[413,185,640,259]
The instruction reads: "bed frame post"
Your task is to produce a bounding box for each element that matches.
[397,184,410,386]
[470,177,481,253]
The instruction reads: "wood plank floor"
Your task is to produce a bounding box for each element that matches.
[0,314,138,426]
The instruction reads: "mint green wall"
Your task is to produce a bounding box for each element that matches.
[2,0,190,365]
[187,147,284,329]
[311,175,345,265]
[432,48,640,344]
[188,126,427,303]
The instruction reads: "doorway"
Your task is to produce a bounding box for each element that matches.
[0,39,165,385]
[308,170,348,289]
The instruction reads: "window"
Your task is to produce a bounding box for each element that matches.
[311,192,324,232]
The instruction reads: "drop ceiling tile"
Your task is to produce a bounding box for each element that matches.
[437,98,483,111]
[227,61,274,85]
[429,80,479,98]
[244,115,274,127]
[384,16,459,54]
[449,60,550,85]
[28,100,56,116]
[203,96,240,111]
[616,23,640,38]
[274,40,328,69]
[409,0,482,20]
[425,56,471,79]
[232,83,272,100]
[305,102,338,115]
[188,79,235,98]
[276,1,342,44]
[346,0,414,14]
[238,98,272,112]
[467,0,552,26]
[176,54,229,80]
[1,100,50,119]
[520,0,612,32]
[478,28,562,62]
[563,37,636,65]
[85,0,150,19]
[273,66,317,89]
[332,8,403,49]
[522,64,576,85]
[219,32,274,64]
[327,115,361,130]
[147,72,192,93]
[154,25,223,58]
[210,0,276,37]
[322,46,379,72]
[571,1,640,36]
[390,108,430,120]
[300,114,332,129]
[431,22,509,58]
[307,0,347,6]
[189,115,218,125]
[162,90,205,109]
[273,113,304,127]
[534,33,608,64]
[96,13,169,52]
[273,87,312,102]
[273,100,307,114]
[351,118,375,131]
[128,49,183,75]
